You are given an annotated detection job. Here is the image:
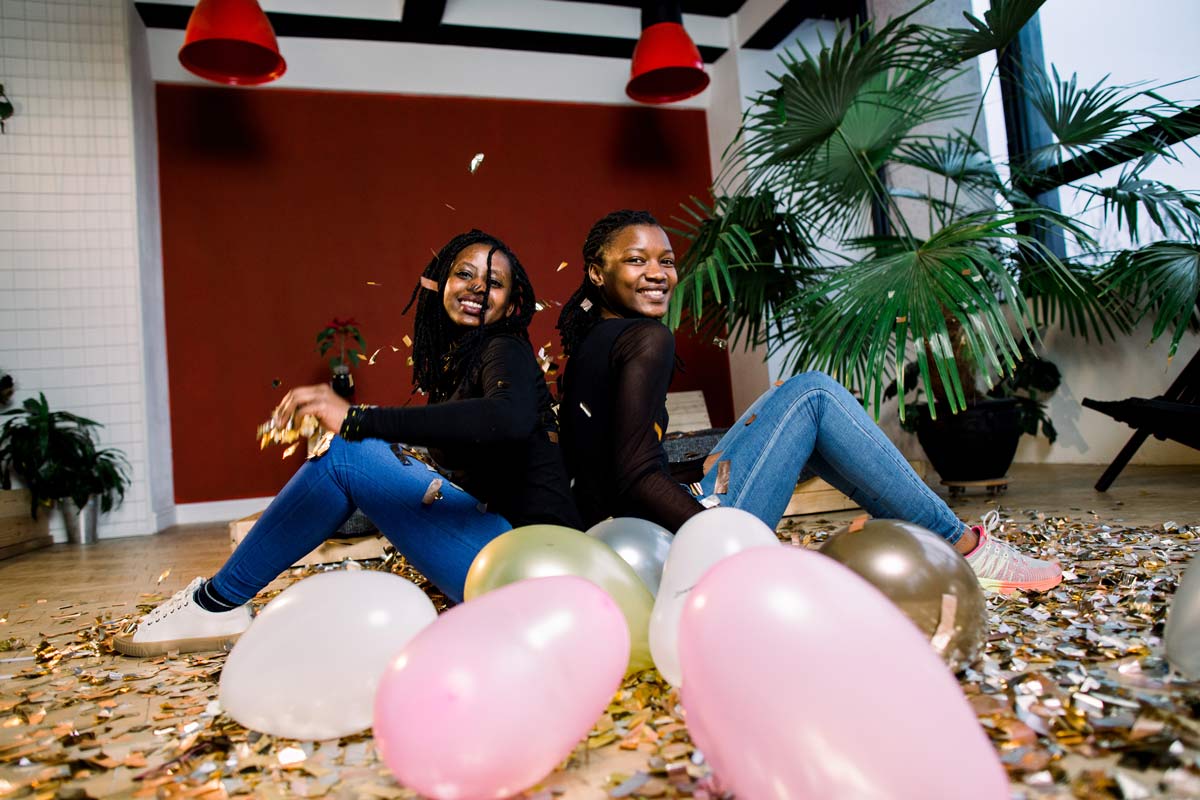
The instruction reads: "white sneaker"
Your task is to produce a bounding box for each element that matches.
[965,511,1062,594]
[113,577,252,657]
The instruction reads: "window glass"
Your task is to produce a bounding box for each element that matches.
[974,0,1199,255]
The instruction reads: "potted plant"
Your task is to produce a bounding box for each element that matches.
[669,0,1199,483]
[0,393,131,543]
[888,342,1061,482]
[317,317,367,399]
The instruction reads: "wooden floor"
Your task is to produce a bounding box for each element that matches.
[1,463,1198,799]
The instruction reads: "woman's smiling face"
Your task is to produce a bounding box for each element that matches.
[442,243,514,327]
[588,224,677,319]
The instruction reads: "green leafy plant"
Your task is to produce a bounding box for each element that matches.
[670,0,1200,430]
[889,340,1061,442]
[0,393,130,519]
[316,317,367,370]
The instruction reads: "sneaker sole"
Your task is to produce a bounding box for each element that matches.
[976,574,1063,595]
[112,631,244,658]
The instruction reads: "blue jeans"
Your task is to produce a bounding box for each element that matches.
[212,437,512,605]
[698,372,965,543]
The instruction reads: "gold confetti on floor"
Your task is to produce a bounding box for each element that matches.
[2,511,1200,798]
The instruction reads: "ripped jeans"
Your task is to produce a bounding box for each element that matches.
[697,371,965,543]
[211,437,511,605]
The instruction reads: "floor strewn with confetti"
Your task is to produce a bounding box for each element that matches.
[2,464,1199,799]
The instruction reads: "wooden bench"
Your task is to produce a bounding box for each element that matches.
[229,509,387,568]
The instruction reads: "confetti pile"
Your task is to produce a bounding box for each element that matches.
[2,510,1200,799]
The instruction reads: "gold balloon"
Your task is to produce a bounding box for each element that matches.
[464,525,655,674]
[819,520,987,672]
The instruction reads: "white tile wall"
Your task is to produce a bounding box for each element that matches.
[0,0,158,539]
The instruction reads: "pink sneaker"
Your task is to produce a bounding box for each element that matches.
[964,511,1062,594]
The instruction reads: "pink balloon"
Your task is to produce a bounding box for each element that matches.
[678,547,1007,800]
[373,576,629,800]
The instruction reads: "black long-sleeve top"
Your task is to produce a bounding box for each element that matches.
[560,318,703,532]
[341,334,582,530]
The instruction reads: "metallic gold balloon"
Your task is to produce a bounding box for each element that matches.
[464,525,655,674]
[819,520,986,672]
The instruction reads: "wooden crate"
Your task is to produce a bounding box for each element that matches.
[229,511,387,567]
[665,390,928,517]
[782,460,928,517]
[0,489,53,561]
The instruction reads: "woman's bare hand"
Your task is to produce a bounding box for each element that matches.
[273,384,351,434]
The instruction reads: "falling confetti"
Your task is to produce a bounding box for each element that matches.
[271,378,281,389]
[711,338,727,350]
[156,569,171,585]
[558,260,569,272]
[281,442,300,459]
[367,347,382,365]
[402,335,413,347]
[445,203,457,211]
[366,281,383,286]
[469,152,485,174]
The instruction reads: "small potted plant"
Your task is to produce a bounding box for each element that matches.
[316,317,367,399]
[0,393,131,543]
[888,342,1061,484]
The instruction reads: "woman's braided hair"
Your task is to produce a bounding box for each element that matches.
[404,229,536,403]
[556,209,660,357]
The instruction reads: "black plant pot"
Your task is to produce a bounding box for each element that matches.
[915,397,1021,482]
[331,365,355,400]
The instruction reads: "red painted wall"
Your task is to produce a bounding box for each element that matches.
[157,85,732,503]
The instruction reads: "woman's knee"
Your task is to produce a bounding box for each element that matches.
[776,370,842,399]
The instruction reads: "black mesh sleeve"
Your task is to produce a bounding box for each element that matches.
[609,321,703,531]
[342,336,539,448]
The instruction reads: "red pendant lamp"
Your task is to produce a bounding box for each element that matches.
[626,1,709,104]
[179,0,287,86]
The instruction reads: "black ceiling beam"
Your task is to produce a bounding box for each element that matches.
[742,0,857,50]
[401,0,446,30]
[134,2,726,63]
[556,0,746,17]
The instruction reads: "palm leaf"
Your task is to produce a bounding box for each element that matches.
[937,0,1046,63]
[668,192,819,348]
[892,133,1003,210]
[730,7,952,215]
[770,212,1087,420]
[1100,242,1200,357]
[1016,67,1180,173]
[1079,167,1200,242]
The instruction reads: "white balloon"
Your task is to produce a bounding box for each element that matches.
[649,507,779,687]
[1167,556,1200,679]
[219,570,437,740]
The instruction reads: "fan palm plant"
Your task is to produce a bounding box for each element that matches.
[670,0,1200,430]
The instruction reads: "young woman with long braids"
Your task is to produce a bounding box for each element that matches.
[116,230,581,656]
[557,210,1061,594]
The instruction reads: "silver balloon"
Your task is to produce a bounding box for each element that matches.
[1166,556,1200,679]
[586,517,673,596]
